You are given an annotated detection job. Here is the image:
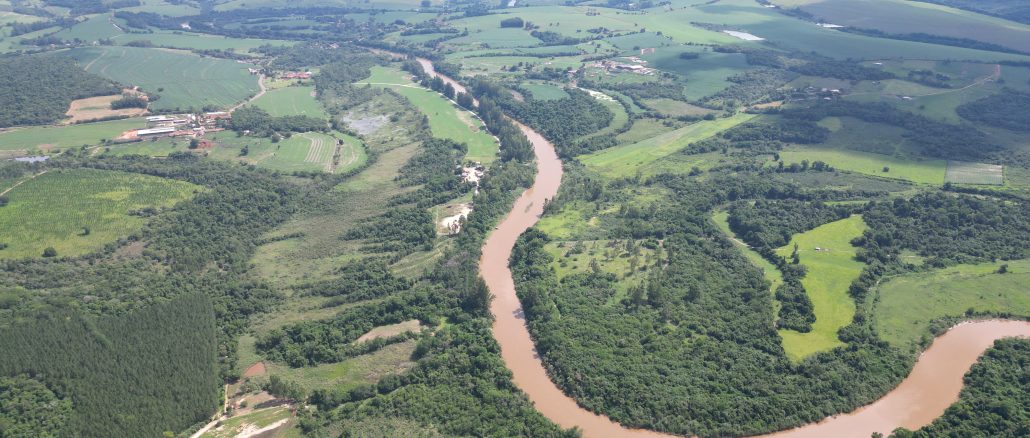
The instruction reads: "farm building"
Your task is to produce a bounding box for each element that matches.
[136,127,176,138]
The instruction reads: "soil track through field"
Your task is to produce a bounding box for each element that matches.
[0,170,47,197]
[414,58,1030,438]
[230,74,266,113]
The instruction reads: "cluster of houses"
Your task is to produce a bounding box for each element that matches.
[124,112,231,140]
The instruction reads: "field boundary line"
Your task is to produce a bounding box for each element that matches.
[0,170,47,197]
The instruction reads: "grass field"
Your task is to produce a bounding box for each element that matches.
[252,86,328,118]
[580,113,755,177]
[0,118,144,154]
[520,82,569,101]
[874,258,1030,352]
[357,66,498,164]
[642,49,752,100]
[775,215,867,361]
[778,147,947,185]
[0,168,197,259]
[61,46,259,111]
[782,0,1030,54]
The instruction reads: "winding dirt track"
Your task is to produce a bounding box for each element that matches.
[418,58,1030,438]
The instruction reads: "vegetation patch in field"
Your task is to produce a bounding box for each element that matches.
[357,66,498,164]
[0,168,198,259]
[580,113,755,177]
[64,93,148,124]
[520,82,569,101]
[712,210,784,301]
[874,258,1030,351]
[945,161,1004,185]
[775,215,867,361]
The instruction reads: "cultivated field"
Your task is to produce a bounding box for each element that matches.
[0,168,197,259]
[775,215,867,361]
[874,258,1030,352]
[65,94,148,124]
[580,113,755,177]
[251,86,328,119]
[61,46,259,111]
[206,131,340,173]
[0,118,144,155]
[945,161,1004,185]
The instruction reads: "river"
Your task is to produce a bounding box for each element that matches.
[415,57,1030,438]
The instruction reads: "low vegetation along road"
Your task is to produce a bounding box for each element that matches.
[419,60,1030,438]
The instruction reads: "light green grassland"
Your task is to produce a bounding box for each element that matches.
[200,406,292,438]
[61,46,259,111]
[778,148,947,185]
[356,66,498,164]
[544,240,659,304]
[775,215,867,362]
[783,0,1030,54]
[521,82,569,101]
[874,258,1030,352]
[580,113,756,177]
[535,201,601,240]
[252,86,328,118]
[101,137,191,157]
[0,118,144,153]
[0,168,198,259]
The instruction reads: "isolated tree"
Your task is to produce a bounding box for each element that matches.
[42,247,57,257]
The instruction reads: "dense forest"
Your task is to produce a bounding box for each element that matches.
[0,56,119,128]
[0,294,218,437]
[956,90,1030,132]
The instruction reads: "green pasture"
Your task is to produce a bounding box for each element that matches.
[787,0,1030,54]
[544,239,659,303]
[101,137,192,157]
[0,168,198,259]
[580,113,755,177]
[252,86,328,119]
[356,66,498,164]
[655,0,1030,62]
[642,49,752,100]
[521,82,569,101]
[642,98,715,118]
[778,148,947,185]
[535,201,601,240]
[775,215,867,362]
[121,0,201,16]
[61,46,259,111]
[445,28,542,49]
[0,118,144,153]
[874,258,1030,352]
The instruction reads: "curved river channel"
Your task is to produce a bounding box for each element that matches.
[415,58,1030,438]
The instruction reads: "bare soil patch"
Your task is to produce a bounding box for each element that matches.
[65,93,147,124]
[355,320,422,343]
[243,361,267,378]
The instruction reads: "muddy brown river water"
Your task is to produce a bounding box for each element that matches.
[415,57,1030,438]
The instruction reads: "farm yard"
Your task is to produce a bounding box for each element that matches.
[59,46,260,111]
[0,168,198,259]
